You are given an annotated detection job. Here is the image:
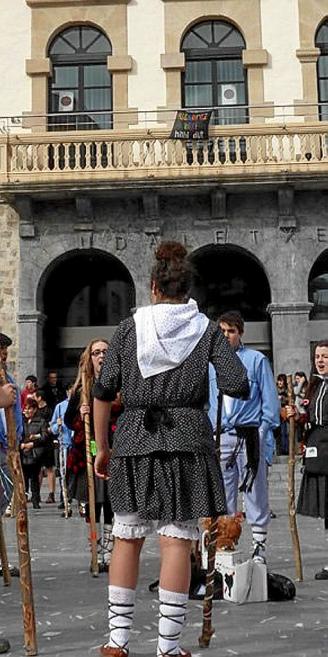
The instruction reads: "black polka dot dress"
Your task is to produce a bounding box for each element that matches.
[93,317,249,523]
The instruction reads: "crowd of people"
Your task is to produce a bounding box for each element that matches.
[1,240,328,657]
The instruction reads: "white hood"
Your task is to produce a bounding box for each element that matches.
[134,298,209,379]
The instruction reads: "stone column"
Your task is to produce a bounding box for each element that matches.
[267,302,313,376]
[17,311,46,384]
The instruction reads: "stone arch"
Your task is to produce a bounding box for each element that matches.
[36,248,136,381]
[308,247,328,320]
[190,242,272,352]
[180,15,247,45]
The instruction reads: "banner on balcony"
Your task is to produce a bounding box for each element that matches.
[170,110,212,140]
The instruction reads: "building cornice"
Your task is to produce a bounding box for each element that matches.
[26,0,130,7]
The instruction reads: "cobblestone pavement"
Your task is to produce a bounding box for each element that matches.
[2,459,328,657]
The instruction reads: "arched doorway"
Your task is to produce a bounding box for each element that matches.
[190,244,272,354]
[38,249,135,382]
[308,249,328,346]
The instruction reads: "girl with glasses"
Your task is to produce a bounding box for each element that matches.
[65,338,120,572]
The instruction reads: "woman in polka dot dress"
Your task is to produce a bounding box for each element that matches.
[93,241,249,657]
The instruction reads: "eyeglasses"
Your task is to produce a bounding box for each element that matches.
[91,349,108,357]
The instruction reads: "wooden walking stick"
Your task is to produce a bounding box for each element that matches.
[287,374,303,582]
[0,364,37,655]
[0,517,11,586]
[199,391,222,648]
[57,420,70,519]
[81,371,99,577]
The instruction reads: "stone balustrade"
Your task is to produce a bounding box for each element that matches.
[1,122,328,188]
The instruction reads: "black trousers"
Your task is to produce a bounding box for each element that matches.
[23,463,41,504]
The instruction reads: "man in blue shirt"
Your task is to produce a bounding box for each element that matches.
[209,311,280,564]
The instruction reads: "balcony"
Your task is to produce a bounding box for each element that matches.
[1,121,328,194]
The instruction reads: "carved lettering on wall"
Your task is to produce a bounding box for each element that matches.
[148,233,160,248]
[182,233,193,248]
[79,232,93,249]
[115,235,127,251]
[250,229,259,244]
[214,228,228,244]
[317,227,328,242]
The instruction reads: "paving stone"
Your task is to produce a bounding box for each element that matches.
[2,469,328,657]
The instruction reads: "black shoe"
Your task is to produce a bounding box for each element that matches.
[57,502,65,509]
[33,503,41,509]
[315,568,328,580]
[270,511,277,519]
[0,638,10,653]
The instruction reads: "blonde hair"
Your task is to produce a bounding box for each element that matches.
[71,337,109,404]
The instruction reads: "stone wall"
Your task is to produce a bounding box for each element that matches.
[0,202,20,377]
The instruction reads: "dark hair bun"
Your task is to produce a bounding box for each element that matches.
[155,242,187,262]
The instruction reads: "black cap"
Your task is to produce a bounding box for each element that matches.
[0,333,12,348]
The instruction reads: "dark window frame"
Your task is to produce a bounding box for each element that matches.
[315,21,328,121]
[48,26,113,131]
[181,20,248,126]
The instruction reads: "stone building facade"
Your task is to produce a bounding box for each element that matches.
[1,0,328,382]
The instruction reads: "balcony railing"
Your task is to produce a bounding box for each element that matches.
[1,122,328,189]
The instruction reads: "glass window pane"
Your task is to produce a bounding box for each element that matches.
[185,61,212,83]
[213,22,232,45]
[81,28,100,50]
[316,23,328,46]
[84,64,111,86]
[318,55,328,77]
[184,84,212,107]
[50,36,76,55]
[52,66,78,88]
[220,28,245,48]
[61,28,81,50]
[84,88,112,111]
[182,31,209,49]
[215,107,248,126]
[193,22,212,44]
[87,34,112,54]
[217,59,244,82]
[81,113,112,130]
[319,79,328,101]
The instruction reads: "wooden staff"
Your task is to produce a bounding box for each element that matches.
[198,517,218,647]
[81,371,98,577]
[199,391,222,648]
[0,517,11,586]
[0,364,37,655]
[57,420,70,519]
[287,374,303,581]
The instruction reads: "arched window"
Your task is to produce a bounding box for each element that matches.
[181,20,247,125]
[316,21,328,121]
[48,26,112,131]
[309,251,328,319]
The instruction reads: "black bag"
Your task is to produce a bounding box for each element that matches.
[267,572,296,601]
[304,426,328,476]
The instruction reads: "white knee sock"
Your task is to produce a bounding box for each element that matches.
[106,585,135,654]
[157,587,188,657]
